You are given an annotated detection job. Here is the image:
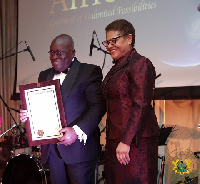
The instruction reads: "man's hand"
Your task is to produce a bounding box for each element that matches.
[19,110,29,122]
[58,127,77,146]
[116,142,130,165]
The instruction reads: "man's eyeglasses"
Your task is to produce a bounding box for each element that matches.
[102,35,126,47]
[48,50,71,57]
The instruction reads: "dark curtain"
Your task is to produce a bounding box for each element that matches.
[0,0,20,135]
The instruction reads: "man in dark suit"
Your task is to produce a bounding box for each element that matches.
[20,34,105,184]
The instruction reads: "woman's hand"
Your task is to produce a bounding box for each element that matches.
[116,142,130,165]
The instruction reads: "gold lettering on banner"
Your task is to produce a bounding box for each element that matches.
[50,0,68,14]
[80,0,89,8]
[49,0,158,26]
[92,0,101,5]
[116,1,157,15]
[105,0,115,2]
[70,0,77,10]
[50,0,116,13]
[92,0,115,5]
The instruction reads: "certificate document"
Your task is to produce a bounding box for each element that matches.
[19,79,66,146]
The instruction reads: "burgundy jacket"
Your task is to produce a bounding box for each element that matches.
[102,49,160,147]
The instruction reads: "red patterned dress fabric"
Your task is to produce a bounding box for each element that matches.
[102,49,160,184]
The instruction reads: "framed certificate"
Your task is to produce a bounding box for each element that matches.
[19,79,67,146]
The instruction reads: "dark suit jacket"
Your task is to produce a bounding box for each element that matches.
[38,58,105,164]
[102,49,160,147]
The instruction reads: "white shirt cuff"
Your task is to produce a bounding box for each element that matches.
[72,125,87,145]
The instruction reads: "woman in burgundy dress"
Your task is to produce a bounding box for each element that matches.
[101,19,160,184]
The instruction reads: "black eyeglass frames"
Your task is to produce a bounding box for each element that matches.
[102,35,127,47]
[48,49,73,57]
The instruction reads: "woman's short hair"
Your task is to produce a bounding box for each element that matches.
[105,19,135,47]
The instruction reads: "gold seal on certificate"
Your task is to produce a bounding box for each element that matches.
[19,79,67,146]
[37,130,44,137]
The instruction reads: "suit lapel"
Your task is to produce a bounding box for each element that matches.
[61,58,80,102]
[103,50,136,88]
[103,60,129,90]
[46,69,55,81]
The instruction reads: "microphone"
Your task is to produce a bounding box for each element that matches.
[89,31,95,56]
[155,73,161,79]
[25,41,35,61]
[10,107,20,113]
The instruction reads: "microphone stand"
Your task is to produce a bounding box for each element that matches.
[91,31,110,69]
[92,44,110,55]
[0,94,19,128]
[0,94,27,144]
[0,122,20,138]
[92,44,110,69]
[0,40,28,144]
[153,73,161,110]
[0,40,25,61]
[0,49,28,60]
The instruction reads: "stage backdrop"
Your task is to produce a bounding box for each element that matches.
[16,0,200,93]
